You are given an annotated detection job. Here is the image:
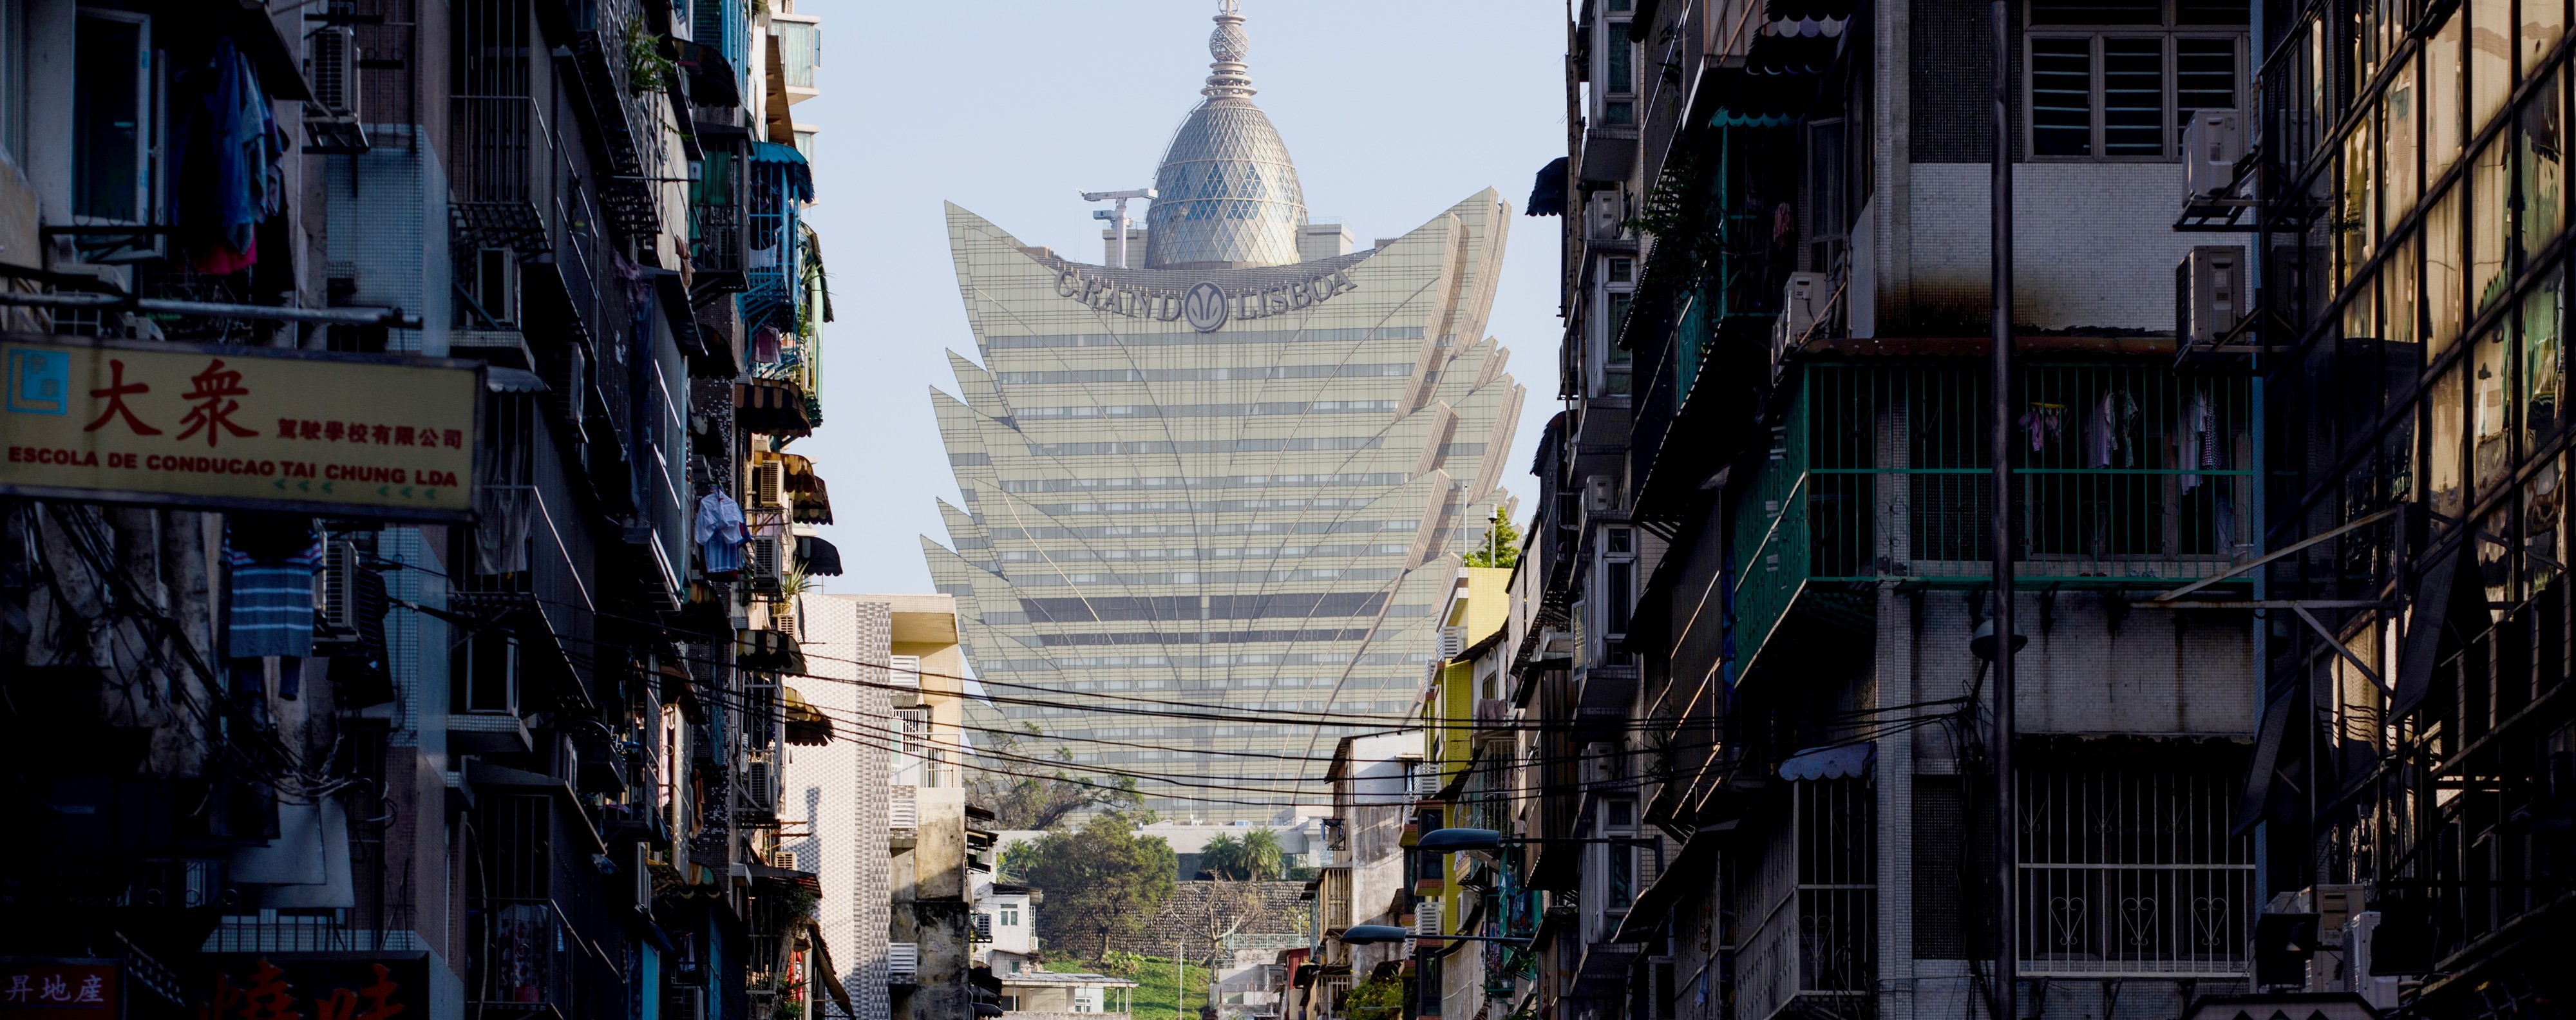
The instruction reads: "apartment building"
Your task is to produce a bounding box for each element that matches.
[0,3,853,1020]
[1411,1,2276,1019]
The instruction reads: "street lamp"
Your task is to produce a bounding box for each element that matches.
[1337,925,1528,947]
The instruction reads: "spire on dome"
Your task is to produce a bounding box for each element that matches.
[1204,0,1255,98]
[1144,1,1309,270]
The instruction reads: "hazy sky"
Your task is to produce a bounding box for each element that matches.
[792,0,1568,597]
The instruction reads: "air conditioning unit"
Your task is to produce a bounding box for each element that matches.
[1437,626,1465,659]
[887,942,921,983]
[1414,899,1442,938]
[773,607,799,641]
[669,988,707,1020]
[769,849,798,871]
[1584,475,1616,513]
[2183,108,2245,203]
[887,654,923,688]
[1407,763,1442,797]
[2177,245,2247,350]
[889,787,920,829]
[307,26,361,118]
[1580,742,1621,786]
[746,536,785,591]
[750,460,786,509]
[317,540,362,632]
[744,754,777,810]
[1772,272,1830,361]
[2345,912,2401,1009]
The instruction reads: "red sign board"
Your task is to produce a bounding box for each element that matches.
[0,959,118,1020]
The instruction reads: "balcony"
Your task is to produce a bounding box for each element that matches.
[689,143,751,293]
[451,95,557,257]
[1732,363,2257,679]
[738,143,813,335]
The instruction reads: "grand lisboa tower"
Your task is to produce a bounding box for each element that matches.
[922,0,1523,819]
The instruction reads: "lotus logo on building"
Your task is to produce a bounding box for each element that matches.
[1182,281,1230,332]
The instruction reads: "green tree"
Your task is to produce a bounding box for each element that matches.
[1019,813,1179,958]
[1235,829,1285,880]
[1197,833,1242,880]
[969,731,1148,831]
[1463,506,1521,569]
[1343,973,1407,1020]
[1195,829,1283,881]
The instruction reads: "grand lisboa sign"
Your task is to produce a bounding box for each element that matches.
[1052,263,1359,332]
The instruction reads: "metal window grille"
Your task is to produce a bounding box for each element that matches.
[2015,768,2253,976]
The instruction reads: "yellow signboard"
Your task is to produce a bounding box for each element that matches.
[0,335,481,520]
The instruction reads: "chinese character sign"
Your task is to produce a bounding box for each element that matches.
[0,959,117,1020]
[200,958,423,1020]
[0,338,479,520]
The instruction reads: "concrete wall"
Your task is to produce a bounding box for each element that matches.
[1904,163,2208,334]
[795,596,894,1020]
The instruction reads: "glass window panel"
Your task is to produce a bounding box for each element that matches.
[2474,0,2515,129]
[2429,187,2468,357]
[1607,27,1633,94]
[2105,37,2166,155]
[2474,137,2514,309]
[2526,0,2567,78]
[2177,37,2238,123]
[2522,68,2567,260]
[2389,231,2423,349]
[2347,122,2380,281]
[2032,37,2096,156]
[2432,17,2468,180]
[2479,503,2517,609]
[2527,271,2565,449]
[2388,397,2420,502]
[2476,325,2516,496]
[2526,453,2566,595]
[71,14,144,223]
[2432,364,2468,522]
[2386,62,2423,227]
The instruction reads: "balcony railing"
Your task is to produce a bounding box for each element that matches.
[452,95,557,256]
[1734,363,2257,668]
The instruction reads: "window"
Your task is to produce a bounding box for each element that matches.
[2027,0,2245,159]
[1608,257,1633,283]
[1603,18,1634,124]
[73,10,153,223]
[1001,906,1020,926]
[455,631,518,713]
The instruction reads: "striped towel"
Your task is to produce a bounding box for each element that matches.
[227,542,321,657]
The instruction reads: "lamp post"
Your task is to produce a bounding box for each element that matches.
[1080,188,1158,268]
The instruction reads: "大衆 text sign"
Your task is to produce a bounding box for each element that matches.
[0,336,479,520]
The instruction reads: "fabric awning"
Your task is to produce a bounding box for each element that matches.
[486,367,549,393]
[735,379,815,437]
[1526,156,1569,216]
[739,628,806,674]
[798,535,844,576]
[1779,742,1873,780]
[791,475,834,525]
[783,687,833,746]
[749,141,815,201]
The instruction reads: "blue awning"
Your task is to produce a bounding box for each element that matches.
[750,142,815,202]
[1779,742,1873,780]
